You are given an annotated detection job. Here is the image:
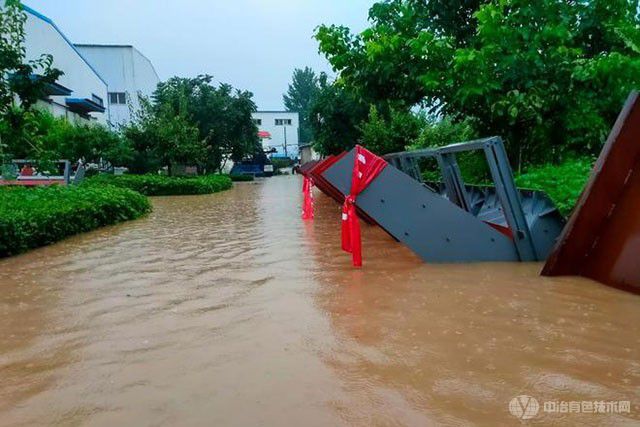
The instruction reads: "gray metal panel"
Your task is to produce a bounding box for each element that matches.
[482,139,538,261]
[323,149,520,263]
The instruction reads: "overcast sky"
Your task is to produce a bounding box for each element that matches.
[23,0,372,110]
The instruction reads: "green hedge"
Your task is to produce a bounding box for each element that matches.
[515,158,594,216]
[87,174,233,196]
[0,185,151,258]
[229,174,255,182]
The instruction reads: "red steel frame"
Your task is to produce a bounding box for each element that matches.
[299,153,377,226]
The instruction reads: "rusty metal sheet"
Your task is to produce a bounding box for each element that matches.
[542,91,640,292]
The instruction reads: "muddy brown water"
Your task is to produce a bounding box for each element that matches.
[1,176,639,426]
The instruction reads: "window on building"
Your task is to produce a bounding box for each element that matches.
[275,119,292,126]
[92,94,104,107]
[253,118,262,125]
[108,92,127,105]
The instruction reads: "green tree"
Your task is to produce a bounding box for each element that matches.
[0,0,62,111]
[315,0,640,167]
[309,74,369,155]
[360,105,424,155]
[122,95,203,175]
[0,0,62,162]
[152,75,259,172]
[315,1,455,108]
[283,67,320,143]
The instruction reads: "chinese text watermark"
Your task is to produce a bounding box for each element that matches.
[509,395,632,420]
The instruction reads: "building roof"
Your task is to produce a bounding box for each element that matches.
[74,44,161,84]
[22,4,108,87]
[74,44,134,49]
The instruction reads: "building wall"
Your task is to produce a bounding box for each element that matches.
[23,7,108,124]
[252,111,300,159]
[299,144,320,165]
[75,45,161,126]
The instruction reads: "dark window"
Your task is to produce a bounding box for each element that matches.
[108,92,127,105]
[253,118,262,125]
[275,118,292,126]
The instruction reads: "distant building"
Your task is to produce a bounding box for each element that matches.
[252,111,300,159]
[75,44,160,126]
[22,6,108,124]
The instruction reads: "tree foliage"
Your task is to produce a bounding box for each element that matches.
[0,0,63,162]
[1,0,62,113]
[315,0,640,166]
[151,75,259,172]
[122,75,260,174]
[0,108,131,167]
[283,67,320,143]
[123,95,203,175]
[309,75,369,155]
[360,105,424,155]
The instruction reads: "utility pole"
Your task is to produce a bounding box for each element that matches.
[283,125,288,158]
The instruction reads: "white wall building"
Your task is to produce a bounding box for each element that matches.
[75,44,160,127]
[23,6,109,125]
[252,111,300,159]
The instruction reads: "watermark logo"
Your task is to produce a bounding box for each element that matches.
[509,395,540,420]
[508,395,632,420]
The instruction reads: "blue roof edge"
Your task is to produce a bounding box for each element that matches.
[22,4,109,88]
[66,97,106,113]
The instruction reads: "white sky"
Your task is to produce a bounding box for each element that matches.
[23,0,373,110]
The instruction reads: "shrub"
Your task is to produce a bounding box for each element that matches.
[515,157,594,216]
[229,174,255,182]
[413,116,485,182]
[0,184,151,258]
[361,106,425,155]
[87,174,233,196]
[271,158,294,169]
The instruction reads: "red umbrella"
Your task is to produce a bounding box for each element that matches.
[258,131,271,139]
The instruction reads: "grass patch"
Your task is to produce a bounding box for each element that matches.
[87,174,233,196]
[514,158,594,216]
[0,184,151,258]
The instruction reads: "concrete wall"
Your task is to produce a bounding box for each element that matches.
[23,7,109,124]
[75,45,160,127]
[252,111,300,159]
[299,144,320,165]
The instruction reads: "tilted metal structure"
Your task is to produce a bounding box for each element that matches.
[543,91,640,292]
[308,137,565,263]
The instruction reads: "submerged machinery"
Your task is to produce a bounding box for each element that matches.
[318,138,565,263]
[300,137,565,263]
[300,91,640,292]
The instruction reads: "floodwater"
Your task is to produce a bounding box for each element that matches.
[1,176,639,426]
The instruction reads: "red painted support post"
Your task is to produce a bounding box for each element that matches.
[340,146,387,267]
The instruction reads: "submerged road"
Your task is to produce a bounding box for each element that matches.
[1,176,639,426]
